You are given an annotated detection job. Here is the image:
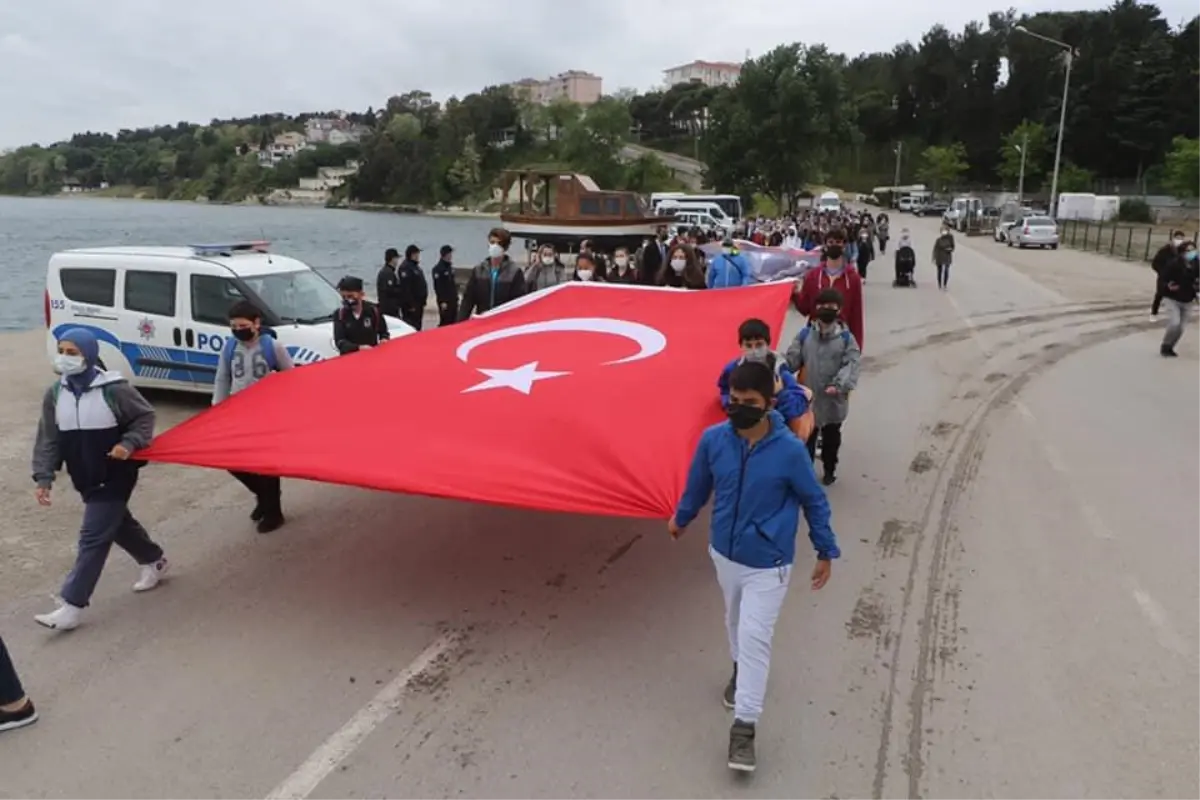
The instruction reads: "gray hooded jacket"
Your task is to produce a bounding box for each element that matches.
[784,321,861,426]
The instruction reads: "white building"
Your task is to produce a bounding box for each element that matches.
[258,132,308,167]
[305,115,371,146]
[507,70,603,106]
[663,60,742,89]
[297,162,360,191]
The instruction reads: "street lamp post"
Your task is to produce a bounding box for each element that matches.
[1015,131,1028,203]
[892,142,902,204]
[1014,25,1075,217]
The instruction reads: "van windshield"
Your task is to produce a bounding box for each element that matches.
[240,269,342,324]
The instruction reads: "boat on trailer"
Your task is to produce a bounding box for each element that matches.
[498,170,676,251]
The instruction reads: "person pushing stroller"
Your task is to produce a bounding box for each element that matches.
[893,229,916,288]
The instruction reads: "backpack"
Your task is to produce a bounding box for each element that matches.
[222,333,280,373]
[52,381,118,416]
[797,325,851,347]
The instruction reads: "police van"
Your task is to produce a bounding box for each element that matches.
[44,241,415,394]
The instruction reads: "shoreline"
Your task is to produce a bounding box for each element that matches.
[11,192,500,218]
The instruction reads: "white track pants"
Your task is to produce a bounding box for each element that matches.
[709,546,792,724]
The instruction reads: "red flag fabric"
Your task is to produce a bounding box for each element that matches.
[138,283,793,519]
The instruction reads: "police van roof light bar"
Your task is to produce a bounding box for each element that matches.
[190,241,271,256]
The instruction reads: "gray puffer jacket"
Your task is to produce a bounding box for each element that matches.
[784,321,861,426]
[525,261,567,293]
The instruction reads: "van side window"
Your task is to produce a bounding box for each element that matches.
[60,268,116,306]
[124,271,177,316]
[191,274,245,325]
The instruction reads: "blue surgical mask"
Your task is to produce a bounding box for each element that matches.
[1186,250,1198,262]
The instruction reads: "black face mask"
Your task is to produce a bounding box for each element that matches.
[231,327,255,342]
[727,403,767,430]
[815,307,839,324]
[343,297,358,308]
[825,244,844,260]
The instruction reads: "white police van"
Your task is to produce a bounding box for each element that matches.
[44,241,415,394]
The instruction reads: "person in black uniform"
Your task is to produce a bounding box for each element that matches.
[397,244,429,331]
[431,245,458,327]
[333,276,390,354]
[376,248,402,319]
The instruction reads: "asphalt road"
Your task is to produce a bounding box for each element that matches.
[0,216,1196,799]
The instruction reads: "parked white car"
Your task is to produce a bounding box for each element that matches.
[1006,216,1060,249]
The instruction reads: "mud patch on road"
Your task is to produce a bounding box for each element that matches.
[961,389,980,400]
[909,451,936,474]
[931,421,958,438]
[877,518,916,558]
[1043,342,1061,351]
[847,591,887,640]
[597,533,643,574]
[984,371,1008,383]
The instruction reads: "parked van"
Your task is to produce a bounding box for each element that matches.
[816,191,841,212]
[657,201,734,228]
[669,210,727,232]
[44,241,416,394]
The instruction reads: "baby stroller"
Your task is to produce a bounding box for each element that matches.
[894,245,917,287]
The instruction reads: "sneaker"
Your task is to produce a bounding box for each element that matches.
[1161,346,1178,358]
[822,471,837,486]
[133,558,169,592]
[256,514,285,534]
[35,602,82,631]
[728,719,757,772]
[250,504,264,522]
[723,664,737,710]
[0,699,38,733]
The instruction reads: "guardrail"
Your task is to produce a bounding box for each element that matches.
[1059,219,1199,263]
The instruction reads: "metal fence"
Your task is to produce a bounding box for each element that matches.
[1059,220,1200,263]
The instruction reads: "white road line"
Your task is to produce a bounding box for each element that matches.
[264,631,461,800]
[1130,585,1188,656]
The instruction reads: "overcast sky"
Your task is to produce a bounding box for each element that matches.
[1,0,1195,148]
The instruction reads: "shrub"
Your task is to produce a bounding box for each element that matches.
[1117,198,1154,223]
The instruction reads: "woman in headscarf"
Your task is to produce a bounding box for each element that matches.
[31,328,167,631]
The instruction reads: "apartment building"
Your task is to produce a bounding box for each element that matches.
[305,114,371,145]
[663,60,742,88]
[508,70,603,106]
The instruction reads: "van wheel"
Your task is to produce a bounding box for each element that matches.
[1051,244,1058,250]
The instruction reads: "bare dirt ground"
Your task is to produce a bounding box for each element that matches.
[0,219,1196,799]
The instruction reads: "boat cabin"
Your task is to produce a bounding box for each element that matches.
[497,170,675,251]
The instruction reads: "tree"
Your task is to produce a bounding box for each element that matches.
[996,120,1049,188]
[916,143,968,190]
[1162,136,1199,198]
[1055,162,1094,193]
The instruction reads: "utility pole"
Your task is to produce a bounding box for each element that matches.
[1014,25,1075,217]
[1016,131,1028,203]
[892,142,902,206]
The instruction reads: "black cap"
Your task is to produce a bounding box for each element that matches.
[440,244,453,256]
[384,248,399,262]
[337,276,364,292]
[405,244,421,259]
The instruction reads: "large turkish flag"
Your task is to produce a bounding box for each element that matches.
[138,283,794,518]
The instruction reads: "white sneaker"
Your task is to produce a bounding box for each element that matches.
[35,602,82,631]
[133,558,169,592]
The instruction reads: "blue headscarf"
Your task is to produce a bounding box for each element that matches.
[58,328,100,395]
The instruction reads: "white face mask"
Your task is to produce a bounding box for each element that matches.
[488,243,504,259]
[541,255,555,266]
[940,229,949,236]
[577,269,594,281]
[614,256,628,267]
[1174,237,1185,247]
[670,259,686,273]
[54,353,87,376]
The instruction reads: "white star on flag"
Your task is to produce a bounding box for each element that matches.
[462,361,571,394]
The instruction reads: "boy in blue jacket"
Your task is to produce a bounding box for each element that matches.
[670,361,840,773]
[718,318,814,442]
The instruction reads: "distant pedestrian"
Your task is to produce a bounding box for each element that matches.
[214,301,293,532]
[932,226,955,290]
[1158,239,1198,358]
[431,245,458,326]
[609,246,638,283]
[526,244,567,292]
[458,228,527,319]
[572,251,604,282]
[0,635,37,732]
[32,328,167,631]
